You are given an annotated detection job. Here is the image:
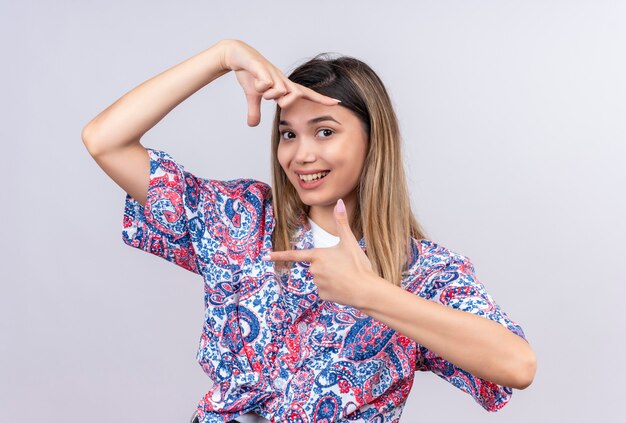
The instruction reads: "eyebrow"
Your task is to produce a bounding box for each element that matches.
[279,115,342,126]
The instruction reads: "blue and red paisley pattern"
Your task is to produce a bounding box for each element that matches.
[122,148,528,422]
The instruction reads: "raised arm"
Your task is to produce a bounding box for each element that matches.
[82,39,339,206]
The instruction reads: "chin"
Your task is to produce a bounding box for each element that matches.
[300,198,337,208]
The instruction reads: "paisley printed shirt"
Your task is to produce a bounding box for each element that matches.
[122,148,528,423]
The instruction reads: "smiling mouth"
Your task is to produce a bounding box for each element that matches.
[298,171,330,182]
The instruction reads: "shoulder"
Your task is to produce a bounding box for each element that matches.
[201,178,272,204]
[143,148,272,199]
[402,238,474,290]
[214,178,271,195]
[407,238,472,272]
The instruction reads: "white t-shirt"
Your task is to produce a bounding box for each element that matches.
[237,217,338,423]
[308,216,340,248]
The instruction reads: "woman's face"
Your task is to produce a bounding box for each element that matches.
[277,97,369,211]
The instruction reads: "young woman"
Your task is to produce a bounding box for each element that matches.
[82,39,536,423]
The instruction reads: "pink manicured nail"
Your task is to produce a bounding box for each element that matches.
[336,199,345,213]
[262,254,272,261]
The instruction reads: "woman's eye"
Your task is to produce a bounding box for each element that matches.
[280,131,296,140]
[317,128,334,137]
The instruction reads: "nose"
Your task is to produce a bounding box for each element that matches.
[293,137,318,164]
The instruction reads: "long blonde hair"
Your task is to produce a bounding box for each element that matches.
[270,54,428,287]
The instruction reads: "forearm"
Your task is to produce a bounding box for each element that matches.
[82,40,230,156]
[357,275,536,389]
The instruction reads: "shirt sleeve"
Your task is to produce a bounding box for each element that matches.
[122,148,204,275]
[412,252,528,412]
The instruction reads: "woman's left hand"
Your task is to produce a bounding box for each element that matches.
[263,199,379,308]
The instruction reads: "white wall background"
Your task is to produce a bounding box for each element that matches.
[1,0,624,421]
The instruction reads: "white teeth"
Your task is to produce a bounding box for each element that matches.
[299,171,329,182]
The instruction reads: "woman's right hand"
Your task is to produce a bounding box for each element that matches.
[218,39,340,126]
[82,39,339,206]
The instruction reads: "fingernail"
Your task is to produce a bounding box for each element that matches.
[333,98,342,103]
[262,254,272,261]
[336,199,345,213]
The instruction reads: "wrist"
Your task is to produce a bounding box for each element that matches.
[354,272,389,313]
[215,38,242,73]
[214,39,231,73]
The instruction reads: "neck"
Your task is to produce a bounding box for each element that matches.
[308,195,358,237]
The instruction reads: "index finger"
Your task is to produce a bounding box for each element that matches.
[295,83,341,106]
[262,249,316,263]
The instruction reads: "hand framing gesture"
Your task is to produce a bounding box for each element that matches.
[219,39,340,126]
